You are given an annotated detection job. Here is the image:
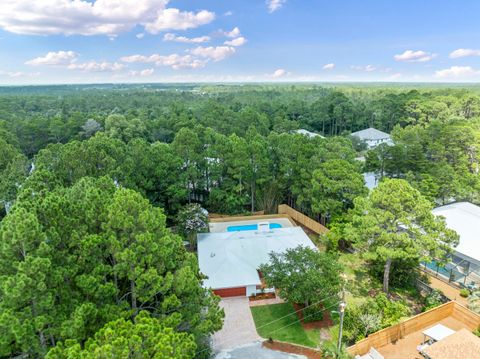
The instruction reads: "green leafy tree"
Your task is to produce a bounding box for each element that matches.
[344,179,459,293]
[260,246,342,309]
[175,203,209,250]
[311,159,367,224]
[105,114,147,143]
[46,312,196,359]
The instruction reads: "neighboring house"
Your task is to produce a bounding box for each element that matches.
[363,172,381,190]
[425,202,480,289]
[351,127,393,149]
[197,217,316,297]
[293,129,325,138]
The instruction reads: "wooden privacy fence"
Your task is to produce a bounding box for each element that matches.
[277,204,329,234]
[347,301,480,356]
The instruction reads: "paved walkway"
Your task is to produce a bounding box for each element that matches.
[212,297,262,352]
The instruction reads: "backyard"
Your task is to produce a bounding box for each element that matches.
[249,247,440,350]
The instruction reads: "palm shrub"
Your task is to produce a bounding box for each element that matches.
[321,341,352,359]
[468,290,480,314]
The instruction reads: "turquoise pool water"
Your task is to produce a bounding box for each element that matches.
[226,223,282,232]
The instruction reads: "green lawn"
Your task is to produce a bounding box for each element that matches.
[250,302,320,348]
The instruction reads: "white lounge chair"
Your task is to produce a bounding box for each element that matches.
[355,347,384,359]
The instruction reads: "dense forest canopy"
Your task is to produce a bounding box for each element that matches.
[0,83,479,357]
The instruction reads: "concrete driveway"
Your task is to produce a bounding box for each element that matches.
[215,342,307,359]
[212,296,262,352]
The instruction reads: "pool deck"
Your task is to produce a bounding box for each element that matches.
[209,215,295,233]
[427,274,468,306]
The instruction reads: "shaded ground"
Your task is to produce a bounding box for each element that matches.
[212,297,261,351]
[215,342,307,359]
[293,303,334,329]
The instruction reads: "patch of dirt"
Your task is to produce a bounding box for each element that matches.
[249,292,276,301]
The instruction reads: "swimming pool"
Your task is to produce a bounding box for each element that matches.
[227,223,282,232]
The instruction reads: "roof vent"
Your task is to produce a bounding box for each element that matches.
[210,252,215,257]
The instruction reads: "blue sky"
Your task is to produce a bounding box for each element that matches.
[1,0,480,84]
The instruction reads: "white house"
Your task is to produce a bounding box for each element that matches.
[351,127,393,149]
[427,202,480,288]
[197,218,316,297]
[294,129,325,138]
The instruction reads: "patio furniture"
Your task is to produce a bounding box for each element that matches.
[416,342,430,353]
[422,324,455,343]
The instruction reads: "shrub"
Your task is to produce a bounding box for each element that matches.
[468,290,480,314]
[343,293,409,345]
[303,303,325,323]
[423,289,444,311]
[460,288,470,298]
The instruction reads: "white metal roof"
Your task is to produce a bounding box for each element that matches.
[294,129,325,138]
[351,127,391,141]
[432,202,480,262]
[197,226,317,289]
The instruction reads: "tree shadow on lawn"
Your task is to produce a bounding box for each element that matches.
[251,302,321,348]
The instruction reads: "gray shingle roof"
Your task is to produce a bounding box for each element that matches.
[351,127,391,141]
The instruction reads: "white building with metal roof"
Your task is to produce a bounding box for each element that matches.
[197,220,316,297]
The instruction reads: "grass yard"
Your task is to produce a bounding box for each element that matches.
[250,302,320,348]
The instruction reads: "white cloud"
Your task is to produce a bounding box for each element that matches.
[189,46,236,62]
[144,8,215,34]
[267,0,286,13]
[351,64,376,72]
[322,63,335,70]
[0,0,215,36]
[163,33,210,43]
[435,66,480,78]
[224,11,233,16]
[121,53,207,69]
[130,68,155,77]
[223,27,241,38]
[25,51,78,66]
[224,37,247,47]
[394,50,436,63]
[67,61,124,72]
[449,48,480,59]
[136,33,145,39]
[270,68,288,78]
